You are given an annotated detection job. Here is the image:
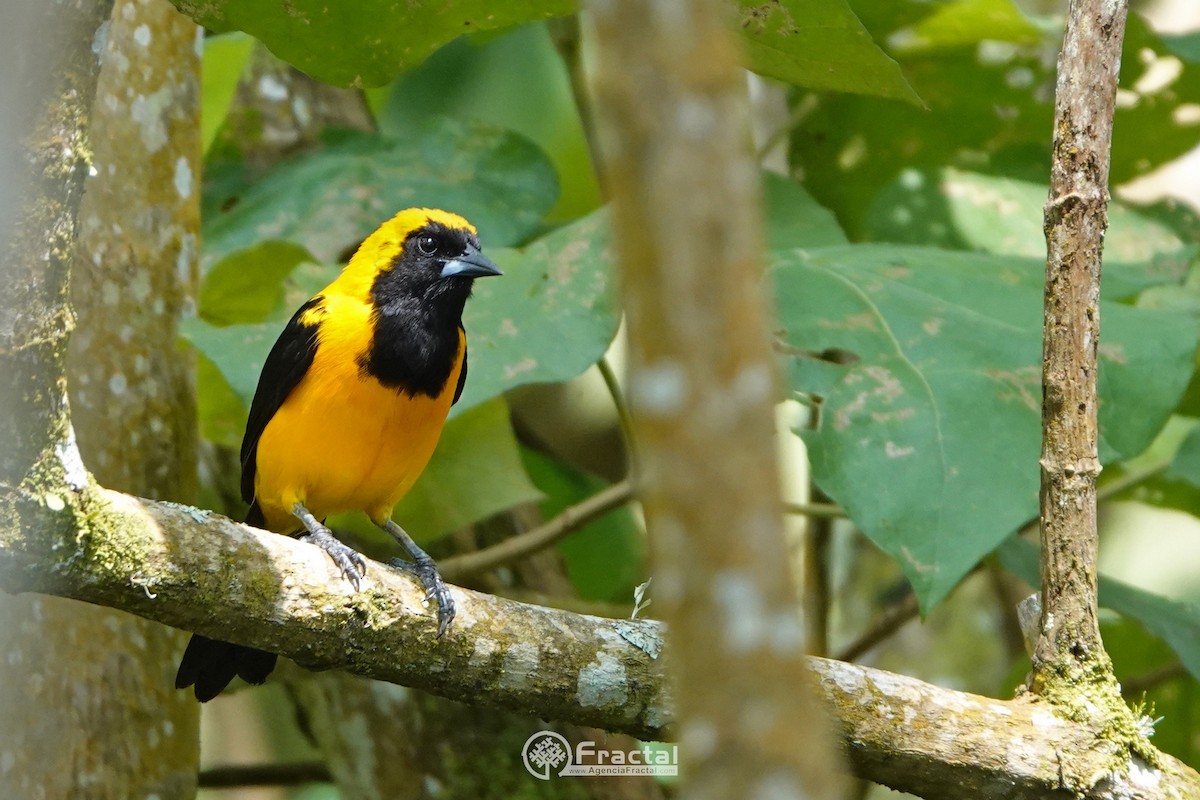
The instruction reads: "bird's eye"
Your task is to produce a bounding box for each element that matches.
[415,235,439,256]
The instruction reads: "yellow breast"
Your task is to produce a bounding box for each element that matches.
[252,293,463,533]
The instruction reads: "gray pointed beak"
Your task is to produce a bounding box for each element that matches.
[440,244,503,279]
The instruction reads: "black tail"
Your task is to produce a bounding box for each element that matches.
[175,501,277,701]
[175,634,277,702]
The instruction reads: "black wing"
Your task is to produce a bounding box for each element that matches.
[452,325,468,406]
[239,296,324,505]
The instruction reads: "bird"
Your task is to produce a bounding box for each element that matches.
[175,208,502,701]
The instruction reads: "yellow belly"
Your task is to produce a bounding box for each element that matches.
[253,301,462,533]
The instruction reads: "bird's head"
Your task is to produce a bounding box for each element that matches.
[344,208,503,312]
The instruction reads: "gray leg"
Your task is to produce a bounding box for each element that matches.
[293,502,367,590]
[381,519,455,637]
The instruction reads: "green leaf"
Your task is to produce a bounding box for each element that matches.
[194,350,248,449]
[201,32,254,155]
[1165,423,1200,488]
[180,317,281,407]
[774,245,1199,607]
[999,537,1200,683]
[888,0,1041,54]
[763,172,848,251]
[172,0,573,88]
[789,11,1200,237]
[735,0,921,104]
[456,209,618,413]
[202,121,559,267]
[388,398,542,541]
[377,24,601,222]
[865,168,1195,298]
[521,447,644,603]
[198,241,315,326]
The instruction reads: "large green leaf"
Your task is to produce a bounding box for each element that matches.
[198,241,315,326]
[376,24,601,223]
[764,171,849,250]
[202,121,559,268]
[774,245,1198,607]
[456,209,618,413]
[173,0,572,88]
[866,168,1195,298]
[790,9,1200,237]
[734,0,920,104]
[999,537,1200,684]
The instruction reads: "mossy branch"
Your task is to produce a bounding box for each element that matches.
[3,475,1199,797]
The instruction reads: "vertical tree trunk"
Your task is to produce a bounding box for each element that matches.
[1,2,203,798]
[586,1,846,797]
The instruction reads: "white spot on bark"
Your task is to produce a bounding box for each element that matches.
[713,571,766,652]
[133,24,151,47]
[753,770,802,800]
[578,651,628,708]
[469,637,499,668]
[632,363,687,415]
[1030,708,1059,729]
[292,95,312,127]
[498,643,540,691]
[109,373,128,395]
[731,363,771,405]
[683,719,717,758]
[56,424,90,490]
[677,96,717,138]
[173,156,193,199]
[257,74,289,101]
[92,20,110,59]
[130,88,173,153]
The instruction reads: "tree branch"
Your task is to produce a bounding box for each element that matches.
[439,479,634,581]
[1035,0,1126,695]
[3,483,1200,796]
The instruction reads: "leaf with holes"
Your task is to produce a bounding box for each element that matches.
[773,245,1198,607]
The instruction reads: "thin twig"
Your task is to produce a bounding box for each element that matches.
[1034,0,1129,686]
[198,762,331,788]
[834,591,920,663]
[439,480,635,581]
[785,500,848,518]
[598,354,637,464]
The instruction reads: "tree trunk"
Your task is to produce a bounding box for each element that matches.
[587,1,847,797]
[1,1,202,798]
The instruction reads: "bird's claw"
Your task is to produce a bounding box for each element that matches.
[389,557,455,637]
[302,529,367,590]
